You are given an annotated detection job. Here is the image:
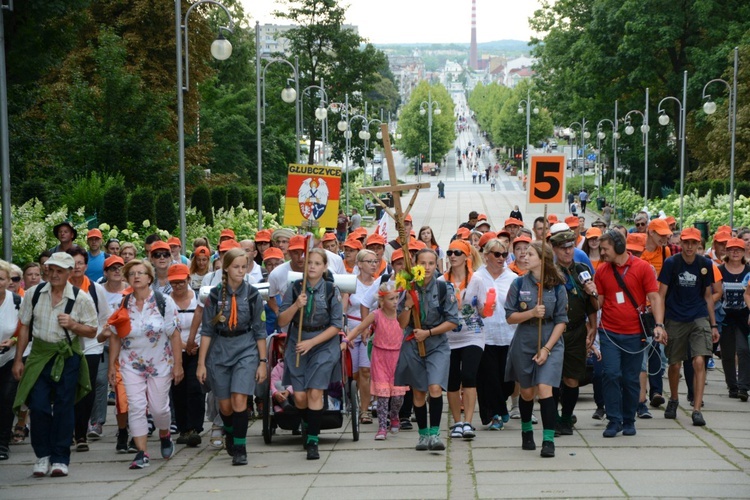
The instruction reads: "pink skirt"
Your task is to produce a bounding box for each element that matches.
[370,345,408,397]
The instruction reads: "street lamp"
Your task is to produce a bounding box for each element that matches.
[623,88,650,205]
[702,47,739,227]
[569,119,590,192]
[0,0,13,260]
[300,80,329,165]
[596,113,620,205]
[419,88,442,163]
[176,0,234,248]
[657,70,688,229]
[517,88,539,183]
[255,21,300,229]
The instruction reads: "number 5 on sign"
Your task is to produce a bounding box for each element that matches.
[528,155,565,204]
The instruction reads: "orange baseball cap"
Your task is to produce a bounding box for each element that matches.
[288,235,307,251]
[167,264,189,281]
[680,228,702,242]
[456,227,470,240]
[254,229,272,243]
[263,248,284,261]
[477,213,488,221]
[104,255,124,269]
[564,216,580,228]
[648,219,671,236]
[87,229,103,239]
[547,214,559,224]
[585,227,602,239]
[391,248,404,261]
[220,228,236,240]
[665,216,676,227]
[167,236,182,247]
[193,246,211,258]
[512,235,532,248]
[410,239,426,250]
[108,305,132,338]
[478,231,498,249]
[149,241,171,254]
[504,217,523,227]
[717,225,732,234]
[626,233,646,252]
[365,233,386,247]
[404,214,413,223]
[218,239,241,252]
[343,239,363,250]
[713,231,731,243]
[726,237,746,250]
[322,232,337,242]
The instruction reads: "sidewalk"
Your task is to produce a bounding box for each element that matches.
[2,176,749,499]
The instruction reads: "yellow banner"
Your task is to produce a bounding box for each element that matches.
[283,164,342,228]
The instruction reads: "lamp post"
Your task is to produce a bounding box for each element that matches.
[568,119,590,192]
[657,70,688,229]
[0,0,13,261]
[301,79,329,165]
[702,47,739,227]
[623,88,650,206]
[596,115,620,204]
[176,0,234,248]
[255,21,300,229]
[517,88,539,183]
[419,88,442,163]
[335,94,353,214]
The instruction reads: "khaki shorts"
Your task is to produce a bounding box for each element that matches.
[665,317,713,364]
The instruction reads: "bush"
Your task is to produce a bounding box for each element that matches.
[59,172,124,216]
[128,186,156,230]
[241,186,258,212]
[100,184,129,229]
[211,186,229,212]
[155,191,178,233]
[710,179,726,196]
[649,180,662,200]
[263,191,280,215]
[227,185,243,209]
[20,179,48,205]
[190,185,213,226]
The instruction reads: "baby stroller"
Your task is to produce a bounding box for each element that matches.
[260,332,360,444]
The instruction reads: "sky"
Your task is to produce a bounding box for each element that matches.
[239,0,545,44]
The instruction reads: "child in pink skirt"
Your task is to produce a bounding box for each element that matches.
[342,283,407,440]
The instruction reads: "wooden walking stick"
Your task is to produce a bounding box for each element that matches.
[538,204,548,356]
[295,234,312,368]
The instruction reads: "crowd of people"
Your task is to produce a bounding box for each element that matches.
[1,207,749,475]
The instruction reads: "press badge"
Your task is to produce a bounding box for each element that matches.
[616,292,625,304]
[519,290,533,300]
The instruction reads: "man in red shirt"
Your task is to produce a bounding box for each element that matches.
[594,230,665,438]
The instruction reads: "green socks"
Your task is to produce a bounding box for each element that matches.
[429,426,440,436]
[233,437,246,446]
[521,421,533,433]
[418,428,429,437]
[306,435,319,445]
[543,429,555,442]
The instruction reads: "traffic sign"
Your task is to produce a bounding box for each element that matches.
[528,155,565,204]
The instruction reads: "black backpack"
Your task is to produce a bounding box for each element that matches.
[118,290,167,318]
[29,283,80,345]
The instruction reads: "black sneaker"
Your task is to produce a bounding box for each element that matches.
[521,431,536,450]
[728,388,740,399]
[306,442,320,460]
[664,399,679,419]
[186,430,202,447]
[692,411,706,427]
[399,419,413,431]
[650,394,665,408]
[739,390,749,402]
[129,450,150,469]
[557,419,573,436]
[592,407,605,420]
[116,430,129,453]
[540,440,555,458]
[232,445,248,466]
[127,438,138,453]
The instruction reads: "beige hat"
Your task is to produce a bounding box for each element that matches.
[45,252,75,269]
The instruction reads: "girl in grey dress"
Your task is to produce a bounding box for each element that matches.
[278,249,343,460]
[197,248,267,466]
[395,249,459,452]
[505,241,567,458]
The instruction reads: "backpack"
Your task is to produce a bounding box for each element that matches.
[291,279,337,322]
[118,290,167,318]
[211,283,260,326]
[30,283,80,345]
[12,292,21,311]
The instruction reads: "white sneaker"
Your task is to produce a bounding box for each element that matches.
[50,463,69,477]
[509,405,521,419]
[33,456,50,477]
[531,412,538,424]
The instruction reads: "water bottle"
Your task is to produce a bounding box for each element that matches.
[483,288,496,317]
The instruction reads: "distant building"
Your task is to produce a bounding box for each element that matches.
[257,23,359,57]
[388,55,425,104]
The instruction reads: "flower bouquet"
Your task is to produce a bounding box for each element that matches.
[395,265,427,322]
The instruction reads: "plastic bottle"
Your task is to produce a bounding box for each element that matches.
[483,288,496,317]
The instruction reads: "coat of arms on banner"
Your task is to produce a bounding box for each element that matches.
[298,177,329,220]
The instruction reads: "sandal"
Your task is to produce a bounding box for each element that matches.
[360,414,373,424]
[11,425,26,445]
[209,426,224,449]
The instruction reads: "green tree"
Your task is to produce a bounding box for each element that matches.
[128,186,156,229]
[397,82,455,164]
[155,191,178,234]
[493,81,554,151]
[190,185,213,226]
[100,184,129,230]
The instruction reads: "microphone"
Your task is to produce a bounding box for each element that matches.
[578,270,597,297]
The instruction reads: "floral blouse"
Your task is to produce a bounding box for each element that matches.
[115,291,180,378]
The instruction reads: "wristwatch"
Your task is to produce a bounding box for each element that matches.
[259,359,268,363]
[655,323,664,328]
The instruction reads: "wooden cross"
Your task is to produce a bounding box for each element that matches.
[359,123,430,357]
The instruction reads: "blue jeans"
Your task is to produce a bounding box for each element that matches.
[600,330,643,425]
[646,340,664,398]
[591,353,604,409]
[28,354,82,465]
[90,349,109,425]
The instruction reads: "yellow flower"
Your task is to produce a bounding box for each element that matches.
[395,273,409,291]
[412,265,426,284]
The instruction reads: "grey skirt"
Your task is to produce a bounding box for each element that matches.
[394,336,451,392]
[283,333,341,391]
[505,323,563,388]
[206,333,260,400]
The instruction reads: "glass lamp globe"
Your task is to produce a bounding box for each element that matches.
[376,131,383,140]
[583,131,591,139]
[434,108,441,115]
[533,107,539,114]
[658,114,670,126]
[344,130,352,139]
[280,87,297,103]
[315,106,328,121]
[517,107,523,114]
[337,120,348,132]
[420,108,426,116]
[640,124,650,134]
[210,35,233,61]
[358,130,367,140]
[597,131,605,140]
[569,131,576,139]
[396,133,402,139]
[625,125,635,135]
[614,132,621,140]
[703,101,717,115]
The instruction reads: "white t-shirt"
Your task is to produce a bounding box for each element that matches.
[473,266,518,346]
[82,282,112,355]
[438,275,485,350]
[346,278,380,331]
[174,290,200,346]
[0,292,20,367]
[247,262,264,284]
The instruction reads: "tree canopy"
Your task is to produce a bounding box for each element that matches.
[397,82,455,164]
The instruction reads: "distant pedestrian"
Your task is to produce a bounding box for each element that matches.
[490,176,496,192]
[472,168,478,184]
[579,189,589,213]
[437,180,445,199]
[509,205,523,221]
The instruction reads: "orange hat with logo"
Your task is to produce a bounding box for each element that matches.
[149,241,171,254]
[218,239,241,252]
[726,237,746,250]
[87,229,103,240]
[564,216,580,228]
[263,248,284,261]
[626,233,646,252]
[167,264,189,281]
[254,229,272,243]
[680,228,702,242]
[167,236,182,247]
[478,231,498,249]
[648,219,671,236]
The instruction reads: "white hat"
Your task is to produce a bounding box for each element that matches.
[549,222,571,235]
[45,252,75,269]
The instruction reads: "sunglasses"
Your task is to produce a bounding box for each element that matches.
[152,252,171,259]
[488,251,509,259]
[635,222,647,227]
[11,276,21,282]
[106,266,123,272]
[446,250,465,257]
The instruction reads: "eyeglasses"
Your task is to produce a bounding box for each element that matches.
[151,252,170,259]
[127,271,148,277]
[106,266,123,272]
[488,251,509,259]
[10,276,21,282]
[360,260,379,265]
[635,222,646,227]
[446,250,465,257]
